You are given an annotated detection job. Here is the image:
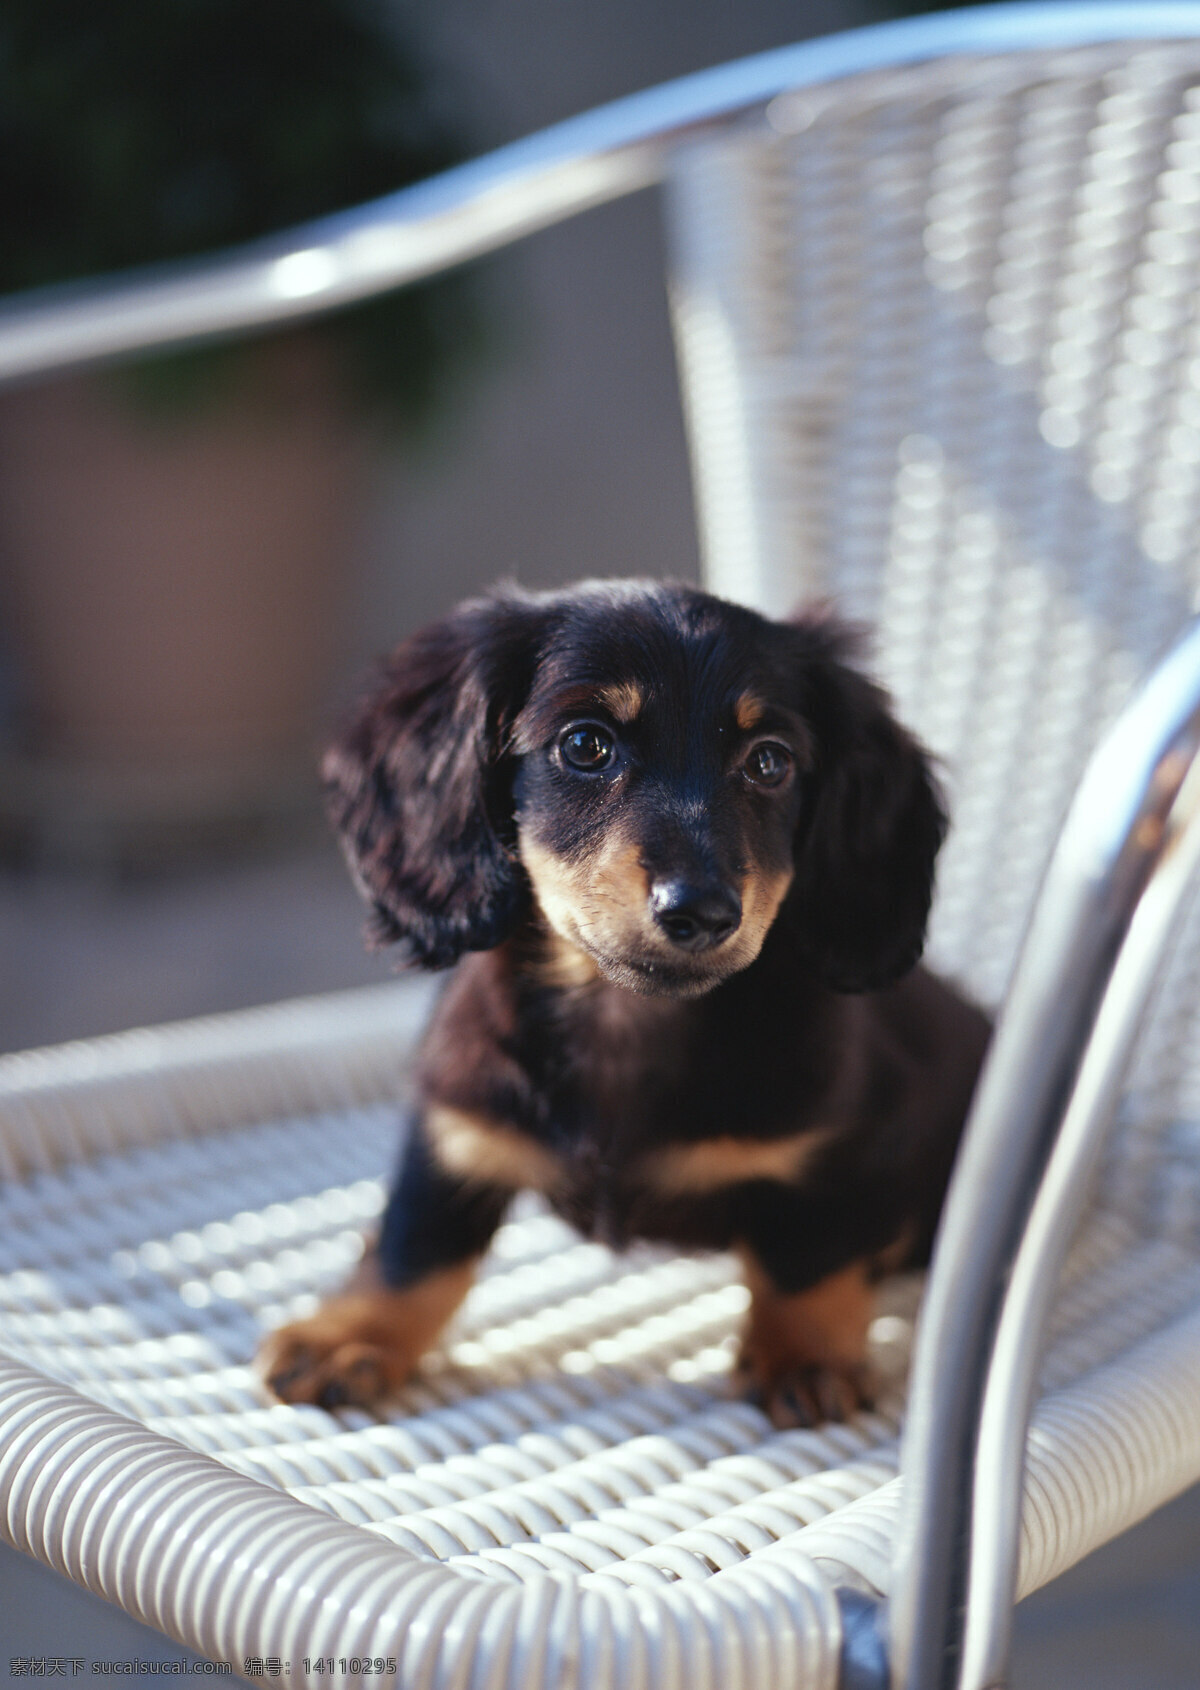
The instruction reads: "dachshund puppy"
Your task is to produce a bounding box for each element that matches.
[260,581,990,1425]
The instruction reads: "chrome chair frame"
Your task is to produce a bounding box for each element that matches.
[4,8,1200,1688]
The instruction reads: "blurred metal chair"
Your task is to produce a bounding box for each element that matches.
[6,6,1200,1686]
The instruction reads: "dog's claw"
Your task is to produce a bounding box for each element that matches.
[260,1326,400,1410]
[257,1269,475,1411]
[737,1354,875,1429]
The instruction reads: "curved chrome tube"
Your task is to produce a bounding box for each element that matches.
[1,2,1198,385]
[891,617,1200,1690]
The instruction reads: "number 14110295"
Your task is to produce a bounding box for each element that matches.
[304,1661,397,1676]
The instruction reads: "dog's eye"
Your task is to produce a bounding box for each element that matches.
[559,723,616,772]
[743,741,792,787]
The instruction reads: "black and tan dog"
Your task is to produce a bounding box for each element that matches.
[260,580,989,1425]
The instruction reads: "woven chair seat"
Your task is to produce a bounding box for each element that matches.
[4,981,1200,1682]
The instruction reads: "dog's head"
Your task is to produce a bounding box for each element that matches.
[324,581,945,994]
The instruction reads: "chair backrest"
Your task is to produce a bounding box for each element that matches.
[667,37,1200,1148]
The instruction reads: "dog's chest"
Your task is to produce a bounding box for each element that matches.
[418,950,847,1249]
[527,984,827,1248]
[541,985,686,1158]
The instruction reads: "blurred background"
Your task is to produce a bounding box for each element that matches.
[0,0,886,1054]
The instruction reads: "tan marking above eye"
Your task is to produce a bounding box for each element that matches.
[425,1105,561,1191]
[597,681,643,724]
[638,1128,832,1195]
[735,693,768,732]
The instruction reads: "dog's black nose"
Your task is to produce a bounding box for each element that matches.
[650,880,742,951]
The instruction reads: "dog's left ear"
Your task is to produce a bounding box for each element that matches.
[322,592,551,969]
[787,619,947,992]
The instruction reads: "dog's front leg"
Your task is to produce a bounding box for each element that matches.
[735,1244,876,1429]
[259,1113,509,1409]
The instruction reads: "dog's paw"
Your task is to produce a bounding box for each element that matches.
[259,1303,409,1408]
[735,1255,876,1428]
[257,1264,475,1410]
[738,1354,876,1429]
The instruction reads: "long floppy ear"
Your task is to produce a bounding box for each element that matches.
[322,592,551,968]
[788,618,947,992]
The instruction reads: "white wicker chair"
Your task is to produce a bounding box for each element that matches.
[6,7,1200,1688]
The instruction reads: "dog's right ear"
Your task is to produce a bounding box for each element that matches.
[322,593,551,969]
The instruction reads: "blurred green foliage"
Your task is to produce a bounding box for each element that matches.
[0,0,491,424]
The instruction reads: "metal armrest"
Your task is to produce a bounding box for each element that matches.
[893,617,1200,1690]
[1,3,1197,386]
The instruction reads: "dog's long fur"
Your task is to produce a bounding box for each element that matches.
[260,581,990,1425]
